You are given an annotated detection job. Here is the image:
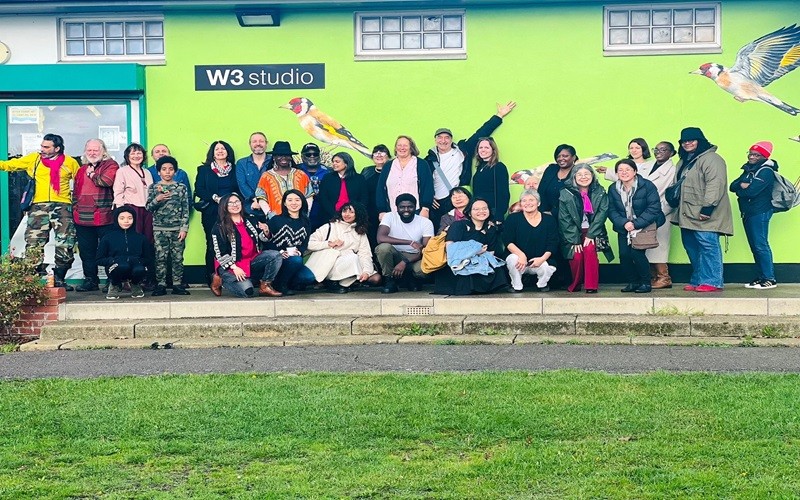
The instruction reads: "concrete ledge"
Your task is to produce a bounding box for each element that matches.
[767,298,800,316]
[171,300,275,319]
[242,316,354,337]
[398,334,513,345]
[62,338,178,350]
[173,337,286,348]
[543,297,653,315]
[275,298,379,316]
[40,320,137,340]
[435,296,542,315]
[352,316,464,336]
[381,297,434,315]
[19,338,76,352]
[630,336,743,346]
[284,335,400,346]
[576,315,691,337]
[514,335,633,345]
[690,316,800,338]
[65,301,171,320]
[653,297,768,316]
[135,318,243,338]
[463,315,576,336]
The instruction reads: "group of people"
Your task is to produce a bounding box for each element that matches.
[0,116,783,299]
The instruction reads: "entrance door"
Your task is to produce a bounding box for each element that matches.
[1,101,134,252]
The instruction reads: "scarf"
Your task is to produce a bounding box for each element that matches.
[454,209,466,221]
[41,154,66,194]
[580,190,594,214]
[212,161,232,177]
[614,177,639,221]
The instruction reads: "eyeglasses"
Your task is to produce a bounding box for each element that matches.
[303,153,319,158]
[372,152,388,157]
[227,200,242,206]
[653,147,670,153]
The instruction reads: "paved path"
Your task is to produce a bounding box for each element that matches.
[2,345,800,379]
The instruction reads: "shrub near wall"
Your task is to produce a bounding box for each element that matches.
[0,249,59,343]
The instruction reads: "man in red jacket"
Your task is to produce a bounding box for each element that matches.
[72,138,119,291]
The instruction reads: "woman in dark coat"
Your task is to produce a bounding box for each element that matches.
[194,140,240,283]
[607,159,666,293]
[471,137,510,225]
[316,151,368,230]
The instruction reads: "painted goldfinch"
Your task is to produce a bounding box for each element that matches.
[281,97,372,158]
[691,24,800,115]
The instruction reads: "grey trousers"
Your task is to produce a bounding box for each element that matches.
[219,250,282,298]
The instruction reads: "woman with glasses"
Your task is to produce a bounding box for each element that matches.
[599,139,677,288]
[438,186,472,233]
[671,127,733,293]
[433,198,508,295]
[361,144,391,249]
[316,151,368,230]
[305,202,381,293]
[471,137,510,225]
[209,193,283,298]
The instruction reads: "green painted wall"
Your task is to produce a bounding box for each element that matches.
[145,2,800,266]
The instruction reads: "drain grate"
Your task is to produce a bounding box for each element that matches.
[405,306,432,316]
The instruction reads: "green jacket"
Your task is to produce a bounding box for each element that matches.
[672,146,733,236]
[558,183,613,261]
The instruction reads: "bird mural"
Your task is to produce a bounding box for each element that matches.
[790,135,800,142]
[281,97,373,158]
[691,24,800,116]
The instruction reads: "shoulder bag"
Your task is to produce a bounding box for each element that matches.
[20,158,39,213]
[421,231,448,274]
[630,224,658,250]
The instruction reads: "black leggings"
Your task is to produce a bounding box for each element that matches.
[617,233,650,285]
[107,261,147,286]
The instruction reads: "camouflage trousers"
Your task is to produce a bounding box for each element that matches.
[154,230,185,285]
[25,202,75,269]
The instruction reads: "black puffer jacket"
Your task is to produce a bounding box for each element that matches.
[730,159,778,217]
[607,175,665,233]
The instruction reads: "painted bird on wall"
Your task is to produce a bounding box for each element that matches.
[281,97,373,158]
[691,24,800,116]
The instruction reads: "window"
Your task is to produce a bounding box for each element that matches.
[603,3,720,56]
[60,17,165,63]
[355,10,466,60]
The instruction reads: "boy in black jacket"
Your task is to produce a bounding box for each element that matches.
[97,206,151,299]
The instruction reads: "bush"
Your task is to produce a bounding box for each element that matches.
[0,247,47,334]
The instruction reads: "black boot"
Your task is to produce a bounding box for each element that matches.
[381,277,398,294]
[75,277,99,292]
[53,267,74,291]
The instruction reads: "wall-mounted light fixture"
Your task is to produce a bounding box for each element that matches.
[236,9,281,27]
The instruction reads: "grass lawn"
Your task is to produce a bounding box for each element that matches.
[1,371,799,498]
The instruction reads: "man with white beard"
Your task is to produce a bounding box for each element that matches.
[73,138,120,291]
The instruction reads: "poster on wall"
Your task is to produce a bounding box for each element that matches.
[98,126,121,151]
[9,106,40,125]
[20,133,44,155]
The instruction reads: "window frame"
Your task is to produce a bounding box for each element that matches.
[58,15,166,64]
[603,2,721,56]
[354,10,467,61]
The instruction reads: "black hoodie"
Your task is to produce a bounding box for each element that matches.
[97,206,150,268]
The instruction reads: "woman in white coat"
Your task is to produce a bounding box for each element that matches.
[597,138,675,288]
[305,202,381,293]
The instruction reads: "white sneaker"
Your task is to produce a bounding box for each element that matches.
[744,279,761,289]
[752,279,777,290]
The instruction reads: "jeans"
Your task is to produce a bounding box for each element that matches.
[617,233,650,285]
[680,228,724,288]
[219,250,283,298]
[743,211,775,281]
[273,255,316,291]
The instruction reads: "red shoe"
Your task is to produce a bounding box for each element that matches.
[683,285,696,291]
[696,284,723,292]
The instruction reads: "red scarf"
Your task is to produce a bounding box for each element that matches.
[40,154,66,194]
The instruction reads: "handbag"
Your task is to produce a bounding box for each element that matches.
[664,179,683,209]
[421,231,448,274]
[630,223,659,250]
[19,159,39,213]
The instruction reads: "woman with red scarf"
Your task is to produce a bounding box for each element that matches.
[0,133,80,288]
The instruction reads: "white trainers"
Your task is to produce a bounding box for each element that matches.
[744,279,761,289]
[752,279,777,290]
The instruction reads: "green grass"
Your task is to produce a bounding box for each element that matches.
[2,371,800,498]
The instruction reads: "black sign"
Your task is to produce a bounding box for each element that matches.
[195,64,325,91]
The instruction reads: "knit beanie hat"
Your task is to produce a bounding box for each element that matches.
[749,141,773,159]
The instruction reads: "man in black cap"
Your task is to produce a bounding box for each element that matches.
[254,141,313,219]
[424,101,516,231]
[297,142,331,229]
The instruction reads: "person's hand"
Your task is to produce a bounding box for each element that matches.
[529,256,545,268]
[432,199,440,210]
[409,241,422,251]
[419,207,430,219]
[583,238,595,248]
[328,239,344,249]
[178,231,187,242]
[624,221,635,232]
[699,214,710,221]
[740,182,750,189]
[231,265,246,281]
[573,244,583,254]
[378,212,386,222]
[257,222,269,234]
[514,253,528,271]
[251,200,260,210]
[392,261,407,278]
[496,101,517,118]
[595,166,607,174]
[358,272,370,282]
[281,250,291,259]
[477,244,488,255]
[156,191,172,202]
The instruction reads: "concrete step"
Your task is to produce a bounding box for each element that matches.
[26,314,800,351]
